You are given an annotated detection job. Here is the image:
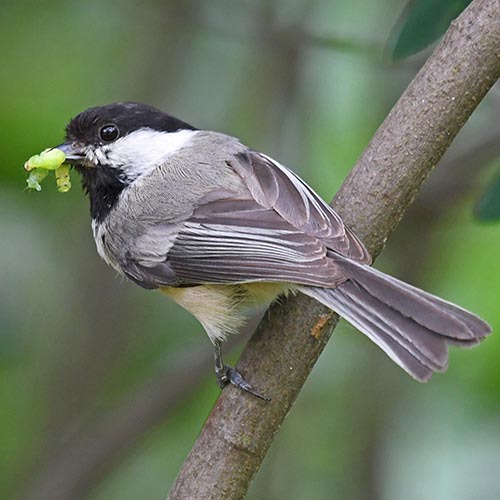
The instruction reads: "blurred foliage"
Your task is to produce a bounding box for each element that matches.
[388,0,472,60]
[475,169,500,221]
[1,1,499,500]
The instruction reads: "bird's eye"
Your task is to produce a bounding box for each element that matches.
[99,124,119,142]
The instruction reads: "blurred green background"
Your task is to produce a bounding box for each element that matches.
[1,1,499,499]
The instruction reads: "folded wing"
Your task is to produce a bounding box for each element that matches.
[121,149,370,289]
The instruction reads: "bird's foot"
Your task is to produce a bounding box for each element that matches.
[215,364,270,401]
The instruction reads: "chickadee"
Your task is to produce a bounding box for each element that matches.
[57,102,490,399]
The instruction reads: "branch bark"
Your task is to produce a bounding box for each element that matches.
[169,1,500,498]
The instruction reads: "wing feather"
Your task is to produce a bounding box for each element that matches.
[230,151,371,263]
[167,200,346,286]
[119,143,370,288]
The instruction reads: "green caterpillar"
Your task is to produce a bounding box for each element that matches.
[24,148,71,192]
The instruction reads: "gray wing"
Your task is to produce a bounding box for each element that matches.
[230,150,370,263]
[122,149,370,289]
[168,196,347,286]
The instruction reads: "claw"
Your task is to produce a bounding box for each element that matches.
[216,364,270,401]
[213,340,270,401]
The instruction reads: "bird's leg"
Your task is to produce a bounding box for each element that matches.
[213,340,270,401]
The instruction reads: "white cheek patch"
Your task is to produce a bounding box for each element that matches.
[99,128,198,180]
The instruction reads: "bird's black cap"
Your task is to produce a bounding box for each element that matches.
[65,102,196,145]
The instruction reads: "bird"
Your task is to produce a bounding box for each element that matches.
[55,101,491,399]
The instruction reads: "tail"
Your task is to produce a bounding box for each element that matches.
[299,257,491,382]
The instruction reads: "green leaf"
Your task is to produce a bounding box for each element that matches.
[389,0,472,60]
[475,174,500,222]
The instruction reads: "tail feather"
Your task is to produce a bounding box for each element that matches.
[299,257,491,382]
[338,258,484,340]
[336,281,449,369]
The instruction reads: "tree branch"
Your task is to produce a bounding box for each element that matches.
[168,1,500,498]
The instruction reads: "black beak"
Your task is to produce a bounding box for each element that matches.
[55,142,88,166]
